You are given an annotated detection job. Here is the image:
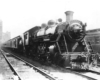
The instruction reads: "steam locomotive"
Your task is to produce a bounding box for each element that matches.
[2,11,98,69]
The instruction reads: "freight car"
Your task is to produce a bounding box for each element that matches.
[2,11,99,70]
[86,29,100,53]
[86,29,100,63]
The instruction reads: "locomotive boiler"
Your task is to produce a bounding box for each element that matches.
[30,11,87,68]
[2,11,98,70]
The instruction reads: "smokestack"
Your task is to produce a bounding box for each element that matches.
[65,11,74,23]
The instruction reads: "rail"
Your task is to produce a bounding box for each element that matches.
[0,49,22,80]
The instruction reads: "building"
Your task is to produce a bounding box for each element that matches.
[2,32,11,43]
[0,20,2,43]
[0,20,11,43]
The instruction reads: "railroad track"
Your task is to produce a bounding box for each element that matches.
[64,68,100,80]
[66,64,100,80]
[0,50,22,80]
[79,69,100,80]
[0,49,56,80]
[1,49,98,80]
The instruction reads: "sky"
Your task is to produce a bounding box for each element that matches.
[0,0,100,38]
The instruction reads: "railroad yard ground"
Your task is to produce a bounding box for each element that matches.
[1,48,100,80]
[0,51,14,80]
[0,49,49,80]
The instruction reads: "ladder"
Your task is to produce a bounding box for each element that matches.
[84,38,93,66]
[84,38,93,52]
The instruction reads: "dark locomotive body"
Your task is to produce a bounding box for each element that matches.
[2,11,99,70]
